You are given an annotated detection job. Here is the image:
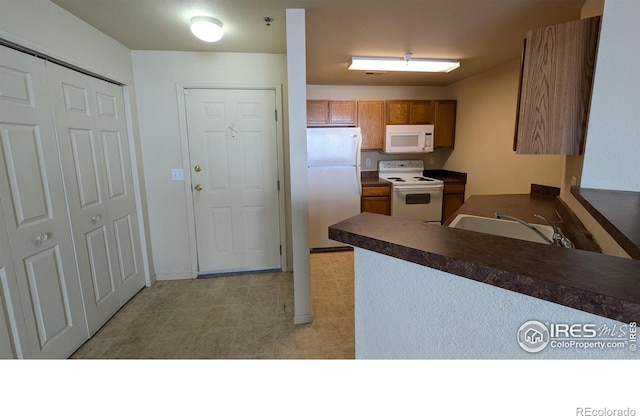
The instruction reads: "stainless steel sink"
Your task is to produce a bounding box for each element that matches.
[448,214,555,244]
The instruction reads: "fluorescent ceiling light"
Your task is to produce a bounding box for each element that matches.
[190,16,224,42]
[348,56,460,73]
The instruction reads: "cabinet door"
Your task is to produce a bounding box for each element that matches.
[361,197,390,215]
[385,100,410,124]
[409,101,434,124]
[434,100,457,149]
[307,100,329,125]
[357,100,385,150]
[0,45,88,358]
[515,17,600,154]
[442,193,465,223]
[328,101,357,125]
[47,62,145,336]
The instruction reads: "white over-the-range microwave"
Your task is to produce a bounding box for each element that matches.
[384,124,434,153]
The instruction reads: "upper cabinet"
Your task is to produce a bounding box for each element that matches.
[514,16,601,155]
[357,100,386,150]
[385,100,433,125]
[307,100,357,126]
[434,100,457,149]
[307,98,457,150]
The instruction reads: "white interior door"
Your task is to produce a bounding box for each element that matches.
[185,88,281,274]
[47,61,145,335]
[0,45,88,358]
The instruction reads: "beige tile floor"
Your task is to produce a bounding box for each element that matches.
[71,251,355,359]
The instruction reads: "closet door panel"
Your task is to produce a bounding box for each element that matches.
[47,63,119,335]
[1,123,51,225]
[69,128,102,208]
[102,130,127,199]
[0,206,30,358]
[93,78,144,304]
[0,45,88,358]
[47,62,144,334]
[113,214,138,284]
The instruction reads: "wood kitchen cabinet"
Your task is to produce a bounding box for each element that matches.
[385,100,433,125]
[442,182,466,223]
[307,100,357,126]
[356,100,385,150]
[434,100,457,149]
[514,16,600,155]
[361,184,391,215]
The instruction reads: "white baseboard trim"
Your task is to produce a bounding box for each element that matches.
[294,314,313,325]
[155,273,196,281]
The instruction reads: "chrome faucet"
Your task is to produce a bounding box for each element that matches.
[533,214,575,249]
[494,213,574,248]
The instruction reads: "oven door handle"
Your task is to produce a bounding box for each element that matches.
[393,185,444,192]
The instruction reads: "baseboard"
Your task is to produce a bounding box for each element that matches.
[155,273,195,281]
[294,314,313,325]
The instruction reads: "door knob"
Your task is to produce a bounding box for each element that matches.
[35,232,51,247]
[194,184,203,191]
[194,165,202,172]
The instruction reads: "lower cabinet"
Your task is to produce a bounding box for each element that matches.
[0,44,145,358]
[361,184,391,215]
[442,183,466,223]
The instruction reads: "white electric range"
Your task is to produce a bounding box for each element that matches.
[378,160,444,223]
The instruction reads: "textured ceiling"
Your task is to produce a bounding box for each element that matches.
[51,0,586,86]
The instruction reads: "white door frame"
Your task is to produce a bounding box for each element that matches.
[175,83,288,278]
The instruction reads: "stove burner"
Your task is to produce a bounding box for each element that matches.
[387,177,406,182]
[414,177,434,182]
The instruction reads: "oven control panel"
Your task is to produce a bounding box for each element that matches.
[378,160,424,171]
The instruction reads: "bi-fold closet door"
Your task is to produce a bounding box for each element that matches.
[0,46,88,358]
[47,62,144,336]
[0,45,145,358]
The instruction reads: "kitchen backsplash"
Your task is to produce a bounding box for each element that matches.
[361,149,452,171]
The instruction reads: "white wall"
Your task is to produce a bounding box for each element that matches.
[445,60,565,197]
[581,0,640,191]
[0,0,153,281]
[355,248,632,359]
[286,9,312,324]
[0,0,132,84]
[131,50,290,279]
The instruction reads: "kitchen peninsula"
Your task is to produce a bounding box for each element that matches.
[329,196,640,359]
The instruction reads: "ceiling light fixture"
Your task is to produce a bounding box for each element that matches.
[348,54,460,73]
[190,16,224,42]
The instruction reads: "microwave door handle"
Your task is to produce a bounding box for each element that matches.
[424,132,433,151]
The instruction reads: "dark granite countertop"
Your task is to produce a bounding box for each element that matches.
[329,208,640,324]
[571,187,640,260]
[443,194,558,225]
[361,171,391,187]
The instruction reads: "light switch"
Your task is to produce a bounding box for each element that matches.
[171,168,184,181]
[365,158,371,167]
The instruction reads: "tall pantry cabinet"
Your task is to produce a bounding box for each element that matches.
[0,45,145,358]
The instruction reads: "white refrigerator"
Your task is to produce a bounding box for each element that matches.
[307,127,362,250]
